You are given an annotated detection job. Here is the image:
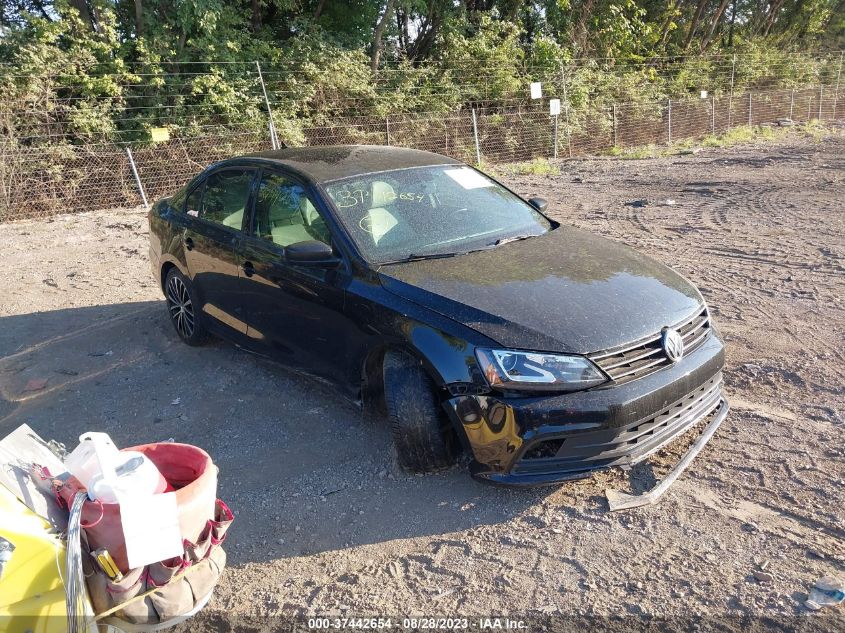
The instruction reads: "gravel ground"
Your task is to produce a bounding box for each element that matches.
[0,132,843,630]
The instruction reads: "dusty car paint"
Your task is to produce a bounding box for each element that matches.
[378,226,704,354]
[148,145,727,486]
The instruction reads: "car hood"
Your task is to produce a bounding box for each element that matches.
[377,227,704,354]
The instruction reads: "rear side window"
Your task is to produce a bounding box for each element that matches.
[199,169,255,229]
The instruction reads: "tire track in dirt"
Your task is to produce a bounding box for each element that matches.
[2,133,843,623]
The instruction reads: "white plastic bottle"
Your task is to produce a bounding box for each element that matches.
[64,432,163,503]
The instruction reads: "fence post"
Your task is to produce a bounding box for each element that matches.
[808,96,813,122]
[553,114,558,159]
[711,95,716,134]
[44,91,51,140]
[790,88,795,120]
[385,116,391,145]
[612,103,617,147]
[125,147,149,209]
[834,51,843,120]
[471,108,481,165]
[818,85,823,121]
[728,54,736,128]
[748,92,752,126]
[255,61,279,150]
[667,98,672,144]
[559,61,573,157]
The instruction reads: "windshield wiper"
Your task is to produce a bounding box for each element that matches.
[491,234,536,246]
[392,251,463,263]
[384,244,497,265]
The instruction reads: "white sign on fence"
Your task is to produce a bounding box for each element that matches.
[549,98,561,116]
[530,82,542,99]
[700,90,708,99]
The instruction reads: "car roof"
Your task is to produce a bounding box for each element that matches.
[237,144,463,183]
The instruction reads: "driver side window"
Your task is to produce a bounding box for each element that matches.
[198,169,255,230]
[253,172,331,247]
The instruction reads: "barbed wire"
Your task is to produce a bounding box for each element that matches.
[1,49,842,68]
[0,53,843,222]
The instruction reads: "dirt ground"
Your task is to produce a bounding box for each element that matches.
[0,132,843,629]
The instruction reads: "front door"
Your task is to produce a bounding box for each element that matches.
[238,169,353,386]
[183,167,256,338]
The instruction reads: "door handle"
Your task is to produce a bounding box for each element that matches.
[184,237,194,251]
[241,261,255,277]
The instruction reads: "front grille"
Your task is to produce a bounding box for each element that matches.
[588,307,711,385]
[513,374,724,476]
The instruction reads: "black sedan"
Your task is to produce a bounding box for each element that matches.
[148,145,728,486]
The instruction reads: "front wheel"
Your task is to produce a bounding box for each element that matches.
[383,350,459,472]
[164,268,209,346]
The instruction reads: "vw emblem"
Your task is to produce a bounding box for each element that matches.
[661,328,684,362]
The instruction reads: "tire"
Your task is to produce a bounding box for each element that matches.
[164,268,209,346]
[383,350,459,472]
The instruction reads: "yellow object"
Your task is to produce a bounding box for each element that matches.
[150,127,170,142]
[461,404,522,464]
[0,485,71,633]
[93,549,122,581]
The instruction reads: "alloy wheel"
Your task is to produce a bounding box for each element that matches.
[166,275,195,339]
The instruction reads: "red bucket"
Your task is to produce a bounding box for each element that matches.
[59,442,218,573]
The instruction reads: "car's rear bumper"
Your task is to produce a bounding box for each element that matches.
[149,245,161,286]
[443,332,727,487]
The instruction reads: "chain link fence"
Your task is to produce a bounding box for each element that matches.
[1,61,843,222]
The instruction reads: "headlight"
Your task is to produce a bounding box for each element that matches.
[475,348,607,392]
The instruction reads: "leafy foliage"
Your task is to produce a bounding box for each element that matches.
[0,0,841,148]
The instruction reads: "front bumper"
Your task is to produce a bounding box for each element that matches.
[443,332,727,486]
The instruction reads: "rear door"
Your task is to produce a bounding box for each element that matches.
[238,168,354,384]
[183,167,256,338]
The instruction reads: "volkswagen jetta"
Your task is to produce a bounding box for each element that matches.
[148,145,728,485]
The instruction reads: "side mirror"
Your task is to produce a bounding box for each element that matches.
[284,240,340,266]
[528,197,548,213]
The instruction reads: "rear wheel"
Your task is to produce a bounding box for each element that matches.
[164,268,209,346]
[383,350,459,472]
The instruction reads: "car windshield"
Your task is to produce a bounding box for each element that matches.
[322,165,552,264]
